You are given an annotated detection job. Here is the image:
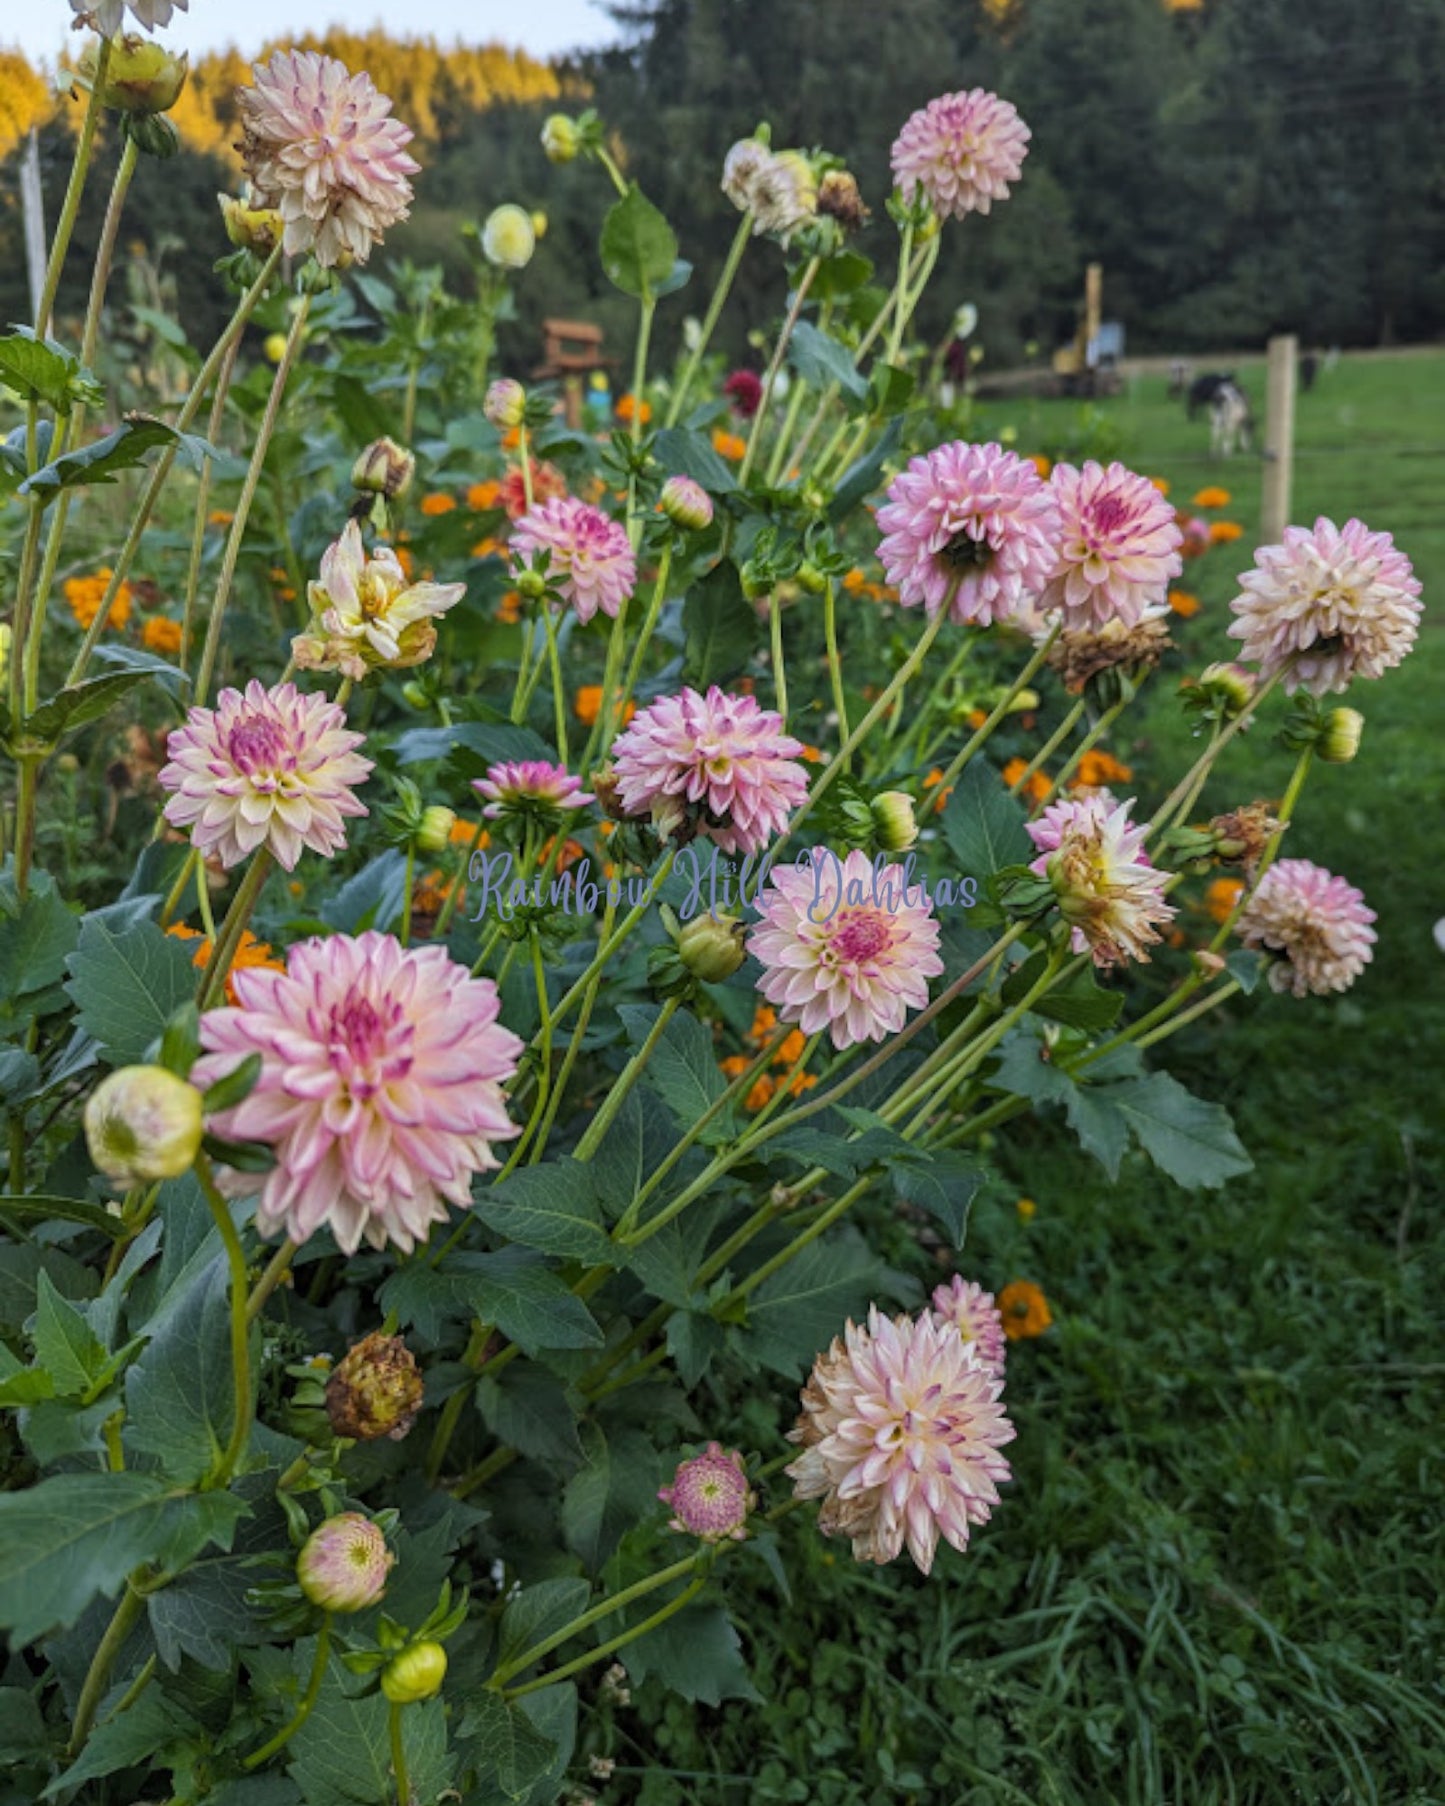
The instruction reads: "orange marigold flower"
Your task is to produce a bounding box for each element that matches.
[449,817,489,846]
[720,1054,751,1081]
[64,570,132,632]
[141,617,183,655]
[1208,520,1245,544]
[744,1074,776,1112]
[799,744,823,764]
[1001,757,1049,803]
[420,492,457,516]
[775,1028,810,1066]
[471,535,506,561]
[1029,454,1052,479]
[166,924,284,1005]
[467,479,503,512]
[1148,476,1170,496]
[711,429,747,462]
[1072,749,1134,788]
[394,545,416,580]
[842,567,867,593]
[497,590,522,624]
[1204,876,1245,923]
[208,509,235,527]
[922,767,954,807]
[540,836,586,872]
[1168,588,1201,618]
[966,709,988,730]
[998,1279,1053,1341]
[747,1004,779,1045]
[1191,485,1231,509]
[616,392,652,425]
[503,426,522,453]
[574,685,603,726]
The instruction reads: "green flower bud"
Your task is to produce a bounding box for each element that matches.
[481,204,536,271]
[84,1065,204,1183]
[870,790,918,853]
[84,34,188,114]
[484,379,527,431]
[676,914,747,984]
[1196,661,1257,719]
[381,1641,448,1704]
[351,437,415,500]
[1317,706,1363,764]
[541,113,582,164]
[516,566,549,602]
[416,807,457,855]
[795,562,827,595]
[659,475,714,533]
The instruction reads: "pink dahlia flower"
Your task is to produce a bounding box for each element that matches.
[296,1512,394,1613]
[1236,858,1376,997]
[511,497,636,624]
[1027,793,1174,967]
[876,441,1060,625]
[890,89,1030,220]
[1227,516,1422,695]
[70,0,186,33]
[472,760,593,821]
[748,848,944,1050]
[931,1275,1007,1378]
[238,50,419,267]
[787,1305,1016,1575]
[659,1443,754,1543]
[1041,461,1184,630]
[193,931,522,1254]
[159,680,371,872]
[610,686,808,855]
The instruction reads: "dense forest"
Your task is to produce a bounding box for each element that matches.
[1,0,1442,364]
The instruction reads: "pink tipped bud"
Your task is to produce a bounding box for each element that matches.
[659,1442,754,1542]
[659,475,714,533]
[485,379,527,431]
[296,1512,394,1613]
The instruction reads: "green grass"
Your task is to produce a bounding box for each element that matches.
[602,354,1445,1804]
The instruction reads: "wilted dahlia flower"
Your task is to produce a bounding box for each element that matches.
[472,760,593,822]
[238,50,418,267]
[931,1275,1007,1378]
[721,140,817,240]
[1236,858,1376,997]
[1045,608,1174,695]
[1027,793,1175,967]
[192,931,522,1253]
[293,521,464,679]
[1040,461,1184,631]
[876,441,1059,625]
[159,681,371,871]
[659,1443,754,1542]
[722,138,772,211]
[787,1306,1015,1575]
[748,848,944,1049]
[890,89,1030,220]
[70,0,187,35]
[511,496,636,624]
[610,686,809,855]
[1228,517,1422,695]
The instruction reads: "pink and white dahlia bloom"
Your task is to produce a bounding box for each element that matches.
[748,848,944,1050]
[193,931,522,1254]
[610,686,808,855]
[1027,793,1175,967]
[1228,517,1422,695]
[890,89,1030,220]
[294,521,465,679]
[876,441,1060,625]
[472,760,593,821]
[659,1443,754,1543]
[159,681,371,872]
[511,497,636,624]
[70,0,186,33]
[931,1275,1008,1378]
[238,50,418,267]
[787,1305,1015,1575]
[1236,858,1376,997]
[1041,461,1184,630]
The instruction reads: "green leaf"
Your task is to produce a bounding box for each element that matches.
[0,1192,123,1238]
[64,910,198,1066]
[1003,952,1125,1031]
[288,1670,449,1806]
[665,1311,725,1387]
[1105,1072,1253,1190]
[30,1270,108,1399]
[890,1151,982,1248]
[0,1046,40,1102]
[0,1685,48,1765]
[0,328,103,413]
[786,320,867,403]
[811,248,874,299]
[561,1424,660,1573]
[652,425,738,495]
[829,412,902,518]
[624,1600,761,1705]
[497,1577,591,1673]
[867,360,916,418]
[0,1471,172,1643]
[990,1031,1077,1105]
[0,876,78,1002]
[17,670,156,750]
[125,1256,247,1485]
[599,185,679,298]
[618,1003,736,1140]
[20,415,209,499]
[941,760,1033,881]
[42,1690,200,1797]
[460,1690,559,1798]
[475,1362,584,1467]
[1062,1083,1131,1180]
[1226,948,1267,994]
[739,1231,884,1377]
[382,1248,602,1355]
[682,561,760,689]
[472,1160,612,1264]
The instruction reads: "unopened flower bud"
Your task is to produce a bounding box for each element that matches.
[219,193,284,255]
[871,790,919,853]
[482,204,536,271]
[401,681,430,710]
[795,562,827,595]
[659,1443,754,1543]
[351,436,415,500]
[264,333,288,364]
[676,913,747,983]
[296,1513,394,1613]
[1196,661,1256,717]
[85,1065,204,1183]
[541,113,581,164]
[516,565,549,602]
[84,34,188,114]
[817,168,869,231]
[590,766,630,822]
[416,807,457,856]
[484,379,527,431]
[531,210,548,240]
[659,474,713,533]
[1192,949,1228,978]
[1318,707,1363,764]
[1209,801,1285,874]
[381,1641,447,1704]
[324,1331,425,1442]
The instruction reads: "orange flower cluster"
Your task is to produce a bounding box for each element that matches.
[64,569,132,632]
[1192,485,1231,509]
[1204,876,1245,923]
[573,686,635,728]
[142,617,183,655]
[711,429,747,462]
[1168,588,1201,618]
[998,1279,1053,1340]
[1001,756,1050,804]
[420,492,457,516]
[840,566,898,604]
[467,479,503,512]
[616,393,652,426]
[166,924,285,1004]
[1070,748,1133,789]
[721,1005,820,1112]
[1209,520,1245,544]
[923,767,953,808]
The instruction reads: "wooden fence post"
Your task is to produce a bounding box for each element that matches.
[1261,333,1297,543]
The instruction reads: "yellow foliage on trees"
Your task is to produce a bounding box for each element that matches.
[0,51,53,161]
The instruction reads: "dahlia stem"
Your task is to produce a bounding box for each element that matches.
[504,1576,707,1702]
[1009,698,1087,792]
[572,994,681,1162]
[1207,744,1314,952]
[1149,663,1289,839]
[776,604,950,851]
[195,294,312,707]
[1029,694,1132,817]
[666,213,751,428]
[1133,978,1240,1049]
[34,36,110,339]
[738,257,820,489]
[389,1702,410,1806]
[541,603,569,765]
[398,843,416,948]
[768,591,789,725]
[614,543,672,731]
[246,1240,298,1325]
[66,243,284,688]
[624,295,655,548]
[67,1577,144,1760]
[744,1029,823,1135]
[543,849,676,1040]
[433,819,486,939]
[722,1180,870,1308]
[822,578,851,763]
[243,1620,332,1769]
[182,334,242,672]
[198,851,273,1010]
[195,1152,254,1488]
[924,625,1062,819]
[490,1554,699,1689]
[517,420,534,513]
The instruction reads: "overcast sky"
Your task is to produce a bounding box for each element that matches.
[4,0,625,65]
